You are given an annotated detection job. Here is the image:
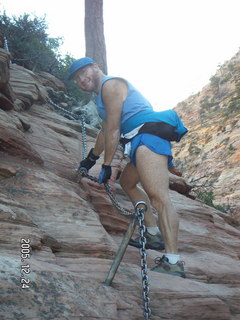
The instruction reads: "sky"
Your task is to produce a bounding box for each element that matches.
[1,0,240,110]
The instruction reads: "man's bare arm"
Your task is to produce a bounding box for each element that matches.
[92,125,105,157]
[102,79,128,165]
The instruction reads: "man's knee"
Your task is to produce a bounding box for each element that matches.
[148,192,170,211]
[119,174,126,189]
[119,164,138,191]
[120,173,138,192]
[120,174,132,191]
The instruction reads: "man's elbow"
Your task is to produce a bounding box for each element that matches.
[112,128,120,140]
[107,127,120,140]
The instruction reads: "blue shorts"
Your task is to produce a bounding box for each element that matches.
[130,133,173,167]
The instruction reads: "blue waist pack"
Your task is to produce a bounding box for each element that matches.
[121,109,188,142]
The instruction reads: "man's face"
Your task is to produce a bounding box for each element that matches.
[73,64,98,92]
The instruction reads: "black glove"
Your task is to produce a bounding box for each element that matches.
[78,148,100,172]
[98,165,112,184]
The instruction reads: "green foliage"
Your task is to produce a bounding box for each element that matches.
[196,190,215,207]
[0,11,85,101]
[199,96,219,119]
[210,75,221,88]
[228,96,240,113]
[188,141,201,155]
[227,62,235,72]
[200,96,217,111]
[177,101,187,109]
[0,11,62,72]
[220,72,232,85]
[228,143,236,155]
[196,190,228,213]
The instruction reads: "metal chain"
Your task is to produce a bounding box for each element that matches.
[47,98,79,120]
[136,206,151,319]
[48,98,151,319]
[79,114,88,159]
[80,115,151,319]
[3,37,9,52]
[79,113,135,217]
[48,98,135,217]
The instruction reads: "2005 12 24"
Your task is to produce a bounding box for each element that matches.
[20,238,31,289]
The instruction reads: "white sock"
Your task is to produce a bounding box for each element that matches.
[164,253,180,264]
[147,226,160,235]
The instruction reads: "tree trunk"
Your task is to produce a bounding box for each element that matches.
[84,0,107,74]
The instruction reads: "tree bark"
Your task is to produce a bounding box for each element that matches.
[85,0,107,74]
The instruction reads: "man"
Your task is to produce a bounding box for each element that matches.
[68,57,187,278]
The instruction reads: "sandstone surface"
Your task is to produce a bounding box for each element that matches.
[0,53,240,320]
[37,71,67,93]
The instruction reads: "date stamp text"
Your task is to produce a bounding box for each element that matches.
[20,238,31,289]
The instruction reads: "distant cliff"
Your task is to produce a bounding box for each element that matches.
[174,50,240,222]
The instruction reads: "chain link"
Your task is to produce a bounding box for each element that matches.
[136,207,151,319]
[48,98,79,120]
[3,37,10,52]
[48,98,151,319]
[79,114,88,160]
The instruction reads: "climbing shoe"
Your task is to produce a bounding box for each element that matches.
[151,255,186,278]
[129,230,165,250]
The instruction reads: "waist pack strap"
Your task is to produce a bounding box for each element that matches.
[138,122,178,141]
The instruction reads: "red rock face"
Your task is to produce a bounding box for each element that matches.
[0,49,15,110]
[37,71,67,93]
[0,58,240,320]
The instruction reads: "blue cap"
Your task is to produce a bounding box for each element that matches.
[68,57,96,80]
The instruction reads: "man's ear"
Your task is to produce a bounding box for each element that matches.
[92,63,99,71]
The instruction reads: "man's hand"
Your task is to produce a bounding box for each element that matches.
[98,165,112,184]
[78,148,99,172]
[168,166,182,177]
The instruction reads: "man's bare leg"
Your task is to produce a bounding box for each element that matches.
[120,162,157,227]
[135,146,179,253]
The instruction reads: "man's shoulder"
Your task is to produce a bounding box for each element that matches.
[102,77,128,93]
[103,76,127,86]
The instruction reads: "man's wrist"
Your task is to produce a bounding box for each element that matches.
[88,148,100,161]
[102,164,111,168]
[103,162,111,166]
[98,164,112,184]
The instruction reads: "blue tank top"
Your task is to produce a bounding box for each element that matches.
[96,76,153,124]
[96,76,188,141]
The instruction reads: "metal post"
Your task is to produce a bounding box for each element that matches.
[104,216,137,286]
